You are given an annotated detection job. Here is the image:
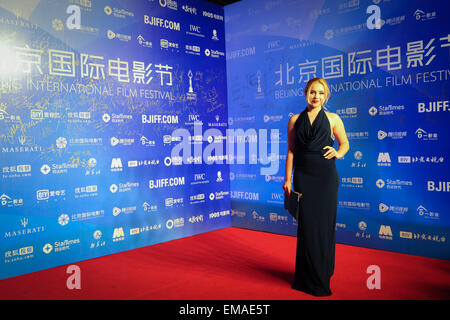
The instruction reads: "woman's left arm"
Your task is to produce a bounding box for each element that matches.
[332,113,349,159]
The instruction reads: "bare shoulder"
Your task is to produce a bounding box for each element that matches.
[325,111,338,120]
[288,113,301,125]
[324,111,337,125]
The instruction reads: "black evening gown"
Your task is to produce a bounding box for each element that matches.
[292,107,339,296]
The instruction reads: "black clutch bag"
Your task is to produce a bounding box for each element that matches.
[284,191,302,221]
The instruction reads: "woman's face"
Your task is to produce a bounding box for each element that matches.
[306,81,326,108]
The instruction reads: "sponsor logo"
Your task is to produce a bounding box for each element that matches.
[159,0,178,10]
[144,15,180,31]
[209,210,230,219]
[0,109,21,122]
[418,100,449,113]
[369,104,405,116]
[74,185,98,199]
[112,206,136,216]
[143,202,157,212]
[142,114,178,124]
[378,225,393,240]
[160,38,179,52]
[350,150,366,168]
[104,5,134,19]
[68,137,103,147]
[366,4,382,29]
[182,5,197,15]
[140,136,156,147]
[111,158,123,172]
[358,221,367,231]
[112,227,125,242]
[202,11,223,21]
[400,231,445,242]
[263,114,283,123]
[341,177,363,188]
[377,130,407,140]
[231,209,246,218]
[188,215,204,223]
[129,224,162,235]
[4,218,45,239]
[379,203,408,215]
[189,193,205,204]
[90,230,105,249]
[415,128,438,141]
[110,182,139,193]
[413,9,436,21]
[252,211,265,222]
[36,189,66,202]
[185,44,201,55]
[110,137,134,146]
[377,152,391,167]
[338,201,371,210]
[70,210,104,223]
[417,205,440,220]
[399,231,413,239]
[1,136,43,153]
[186,24,204,37]
[56,137,67,149]
[427,181,450,192]
[398,155,444,164]
[376,178,413,189]
[2,164,32,178]
[269,212,289,223]
[43,238,81,254]
[212,29,219,40]
[103,113,132,123]
[230,191,259,200]
[128,159,159,167]
[204,48,225,58]
[137,35,152,48]
[149,177,185,189]
[191,173,209,185]
[226,47,256,60]
[4,246,34,263]
[347,131,369,140]
[67,111,91,123]
[208,190,229,200]
[164,156,183,166]
[107,29,131,42]
[58,214,70,226]
[265,175,284,183]
[166,218,184,229]
[336,107,357,119]
[165,197,183,208]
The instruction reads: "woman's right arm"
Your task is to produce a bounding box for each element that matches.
[282,114,298,196]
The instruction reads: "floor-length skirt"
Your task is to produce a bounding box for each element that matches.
[292,151,339,296]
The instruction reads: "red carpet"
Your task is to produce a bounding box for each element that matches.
[1,227,449,300]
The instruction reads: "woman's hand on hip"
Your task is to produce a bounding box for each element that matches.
[323,146,338,159]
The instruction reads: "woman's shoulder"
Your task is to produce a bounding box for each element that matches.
[325,111,341,122]
[287,113,301,128]
[325,111,338,118]
[288,112,301,122]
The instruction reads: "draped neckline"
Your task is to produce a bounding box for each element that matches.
[294,106,334,154]
[306,106,323,128]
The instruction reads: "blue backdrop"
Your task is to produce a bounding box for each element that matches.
[225,0,450,260]
[1,0,449,281]
[0,0,230,279]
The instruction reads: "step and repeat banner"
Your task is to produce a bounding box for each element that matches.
[0,0,229,279]
[225,0,450,260]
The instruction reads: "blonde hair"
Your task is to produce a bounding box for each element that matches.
[304,77,330,106]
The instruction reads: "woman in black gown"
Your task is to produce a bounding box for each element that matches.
[282,77,349,296]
